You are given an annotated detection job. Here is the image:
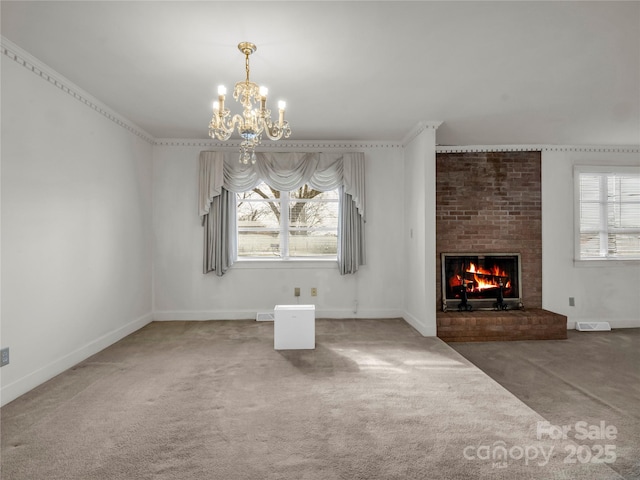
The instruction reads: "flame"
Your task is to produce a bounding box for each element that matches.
[468,262,504,277]
[449,262,511,293]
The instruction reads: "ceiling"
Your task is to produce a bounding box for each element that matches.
[2,1,639,146]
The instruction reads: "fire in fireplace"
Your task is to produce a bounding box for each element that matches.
[441,253,522,311]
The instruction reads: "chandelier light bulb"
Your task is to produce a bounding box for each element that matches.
[208,42,291,163]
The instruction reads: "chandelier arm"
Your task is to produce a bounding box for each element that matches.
[212,129,233,141]
[262,118,291,141]
[262,126,284,141]
[209,115,230,140]
[209,114,243,141]
[230,114,245,131]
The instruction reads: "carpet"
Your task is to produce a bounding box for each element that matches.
[1,319,625,479]
[451,328,640,480]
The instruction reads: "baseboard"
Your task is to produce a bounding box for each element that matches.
[153,310,257,321]
[567,318,640,330]
[153,308,404,321]
[402,311,437,337]
[316,309,404,319]
[0,312,153,407]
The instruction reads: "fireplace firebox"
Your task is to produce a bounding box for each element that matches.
[441,253,523,312]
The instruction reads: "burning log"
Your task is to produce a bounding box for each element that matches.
[463,271,508,283]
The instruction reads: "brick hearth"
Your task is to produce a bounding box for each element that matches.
[437,308,567,342]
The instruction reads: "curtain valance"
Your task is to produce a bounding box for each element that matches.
[199,151,365,219]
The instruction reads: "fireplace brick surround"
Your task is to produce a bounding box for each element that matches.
[435,151,567,341]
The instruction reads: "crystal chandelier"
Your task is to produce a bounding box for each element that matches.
[209,42,291,164]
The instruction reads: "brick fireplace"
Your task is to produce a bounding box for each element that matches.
[435,151,566,341]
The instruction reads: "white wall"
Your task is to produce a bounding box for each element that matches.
[1,49,154,405]
[402,125,438,335]
[542,149,640,328]
[152,143,406,320]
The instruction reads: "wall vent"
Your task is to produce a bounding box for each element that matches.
[575,321,611,332]
[256,312,275,322]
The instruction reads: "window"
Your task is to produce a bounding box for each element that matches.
[236,182,339,259]
[576,167,640,260]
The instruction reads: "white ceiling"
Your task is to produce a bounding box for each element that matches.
[2,1,639,146]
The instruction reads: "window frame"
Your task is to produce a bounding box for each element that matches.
[574,165,640,264]
[235,183,340,263]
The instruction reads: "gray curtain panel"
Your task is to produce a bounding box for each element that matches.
[338,187,366,275]
[202,187,236,276]
[198,151,366,275]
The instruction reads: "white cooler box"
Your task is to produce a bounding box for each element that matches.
[274,304,315,350]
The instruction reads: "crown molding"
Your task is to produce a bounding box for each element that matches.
[437,145,543,153]
[156,139,639,154]
[1,36,155,144]
[437,145,640,154]
[541,145,639,153]
[153,138,404,149]
[154,139,232,148]
[401,121,444,147]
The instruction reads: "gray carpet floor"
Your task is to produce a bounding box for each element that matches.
[451,328,640,480]
[0,319,633,479]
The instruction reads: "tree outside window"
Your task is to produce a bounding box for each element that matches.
[237,182,339,259]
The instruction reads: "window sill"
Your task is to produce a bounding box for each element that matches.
[574,258,640,268]
[234,258,338,269]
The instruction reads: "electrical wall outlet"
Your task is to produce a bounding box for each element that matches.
[294,287,300,297]
[311,287,317,297]
[1,348,9,367]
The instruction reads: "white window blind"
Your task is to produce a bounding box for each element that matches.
[576,167,640,260]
